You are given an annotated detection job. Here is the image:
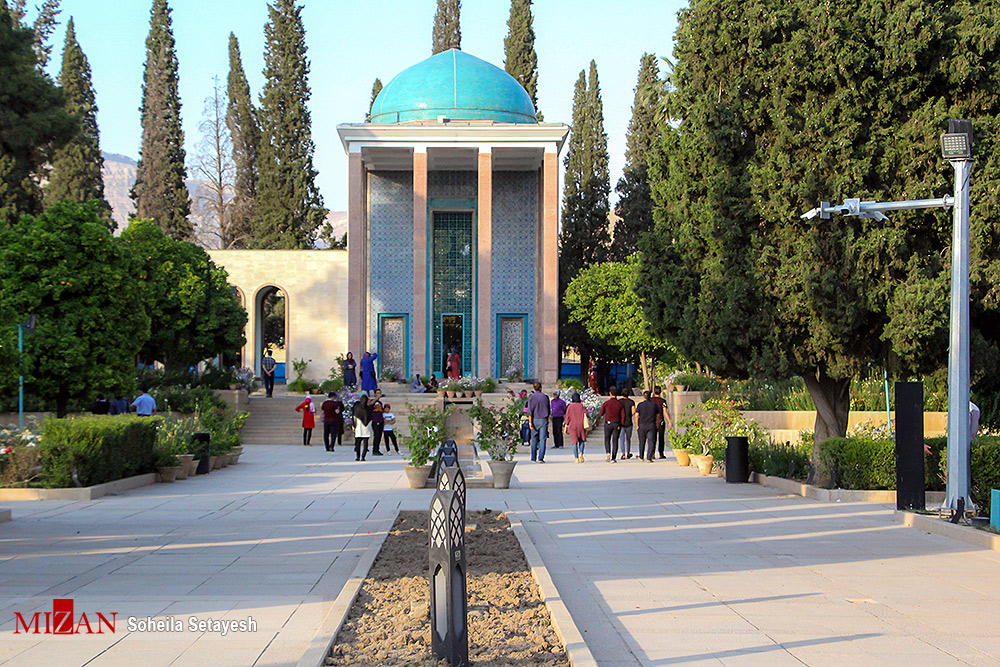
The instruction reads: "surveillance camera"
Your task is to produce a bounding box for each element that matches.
[838,207,851,216]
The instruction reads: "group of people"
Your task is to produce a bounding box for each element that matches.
[91,389,159,417]
[341,351,379,392]
[599,386,674,463]
[294,388,398,461]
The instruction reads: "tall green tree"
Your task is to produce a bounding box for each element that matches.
[566,256,674,392]
[612,53,662,258]
[226,32,257,248]
[120,219,247,371]
[5,0,61,70]
[131,0,191,240]
[503,0,539,119]
[431,0,460,54]
[639,0,1000,471]
[0,4,75,226]
[559,61,611,373]
[44,18,110,219]
[0,202,150,417]
[255,0,326,249]
[366,77,382,121]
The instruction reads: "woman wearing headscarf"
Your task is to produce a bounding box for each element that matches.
[360,351,379,392]
[352,394,372,461]
[410,374,427,393]
[564,392,589,463]
[343,352,357,388]
[295,395,316,446]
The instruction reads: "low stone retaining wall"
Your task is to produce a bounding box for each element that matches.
[0,473,158,501]
[753,472,946,505]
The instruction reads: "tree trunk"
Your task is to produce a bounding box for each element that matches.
[639,350,652,394]
[579,349,590,388]
[56,387,70,418]
[803,370,851,486]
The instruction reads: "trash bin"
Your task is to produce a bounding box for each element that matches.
[725,436,749,483]
[192,432,211,475]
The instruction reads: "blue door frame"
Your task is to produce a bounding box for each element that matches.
[377,314,410,380]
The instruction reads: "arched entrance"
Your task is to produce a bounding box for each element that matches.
[255,285,287,382]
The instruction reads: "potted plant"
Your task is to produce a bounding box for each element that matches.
[402,403,454,488]
[154,445,181,483]
[470,397,521,488]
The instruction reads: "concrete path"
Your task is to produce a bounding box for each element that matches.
[2,442,999,666]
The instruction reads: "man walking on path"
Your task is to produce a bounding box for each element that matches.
[261,349,277,397]
[550,390,567,449]
[320,391,344,452]
[651,386,673,458]
[526,382,551,462]
[636,390,661,462]
[618,389,636,459]
[600,387,624,463]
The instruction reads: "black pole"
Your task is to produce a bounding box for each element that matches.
[895,381,925,511]
[429,489,468,666]
[725,436,750,483]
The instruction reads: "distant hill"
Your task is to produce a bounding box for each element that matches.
[100,150,345,247]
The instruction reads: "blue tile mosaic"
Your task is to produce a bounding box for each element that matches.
[369,171,414,358]
[429,170,476,199]
[491,171,536,378]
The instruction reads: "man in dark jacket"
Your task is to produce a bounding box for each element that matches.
[599,387,624,463]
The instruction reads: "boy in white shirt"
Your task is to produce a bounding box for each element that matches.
[382,404,399,453]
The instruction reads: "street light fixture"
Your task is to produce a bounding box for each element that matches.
[801,119,975,515]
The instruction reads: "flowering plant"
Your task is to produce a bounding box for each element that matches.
[469,396,523,461]
[235,367,258,393]
[0,421,41,487]
[401,402,453,467]
[380,365,401,382]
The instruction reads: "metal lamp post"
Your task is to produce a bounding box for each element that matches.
[17,315,37,429]
[801,119,974,513]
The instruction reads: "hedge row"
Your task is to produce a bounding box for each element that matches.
[817,435,1000,515]
[39,416,162,488]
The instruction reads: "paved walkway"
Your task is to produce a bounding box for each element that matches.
[2,443,999,666]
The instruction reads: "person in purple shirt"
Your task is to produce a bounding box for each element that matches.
[526,382,551,463]
[550,390,567,449]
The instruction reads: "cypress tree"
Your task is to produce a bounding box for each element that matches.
[0,4,75,227]
[367,77,382,121]
[226,32,258,248]
[45,18,111,219]
[503,0,540,120]
[255,0,326,249]
[612,53,662,258]
[431,0,460,55]
[131,0,191,240]
[5,0,61,70]
[559,61,612,372]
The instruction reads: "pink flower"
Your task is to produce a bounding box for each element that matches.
[1,446,11,454]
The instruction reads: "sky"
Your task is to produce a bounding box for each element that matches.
[37,0,687,212]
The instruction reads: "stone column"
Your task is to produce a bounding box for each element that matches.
[413,148,428,376]
[540,149,559,384]
[347,149,366,359]
[477,148,492,378]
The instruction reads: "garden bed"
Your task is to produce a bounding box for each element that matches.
[326,510,568,666]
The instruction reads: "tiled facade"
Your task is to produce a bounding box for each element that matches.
[369,171,414,370]
[491,171,536,377]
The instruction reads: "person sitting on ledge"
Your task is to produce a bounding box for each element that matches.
[411,374,428,393]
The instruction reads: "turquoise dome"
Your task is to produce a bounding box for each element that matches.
[370,49,536,124]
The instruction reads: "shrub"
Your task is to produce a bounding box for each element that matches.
[198,405,248,452]
[938,436,1000,516]
[557,378,584,392]
[748,440,812,481]
[150,386,225,414]
[674,372,721,392]
[320,378,344,394]
[39,416,161,488]
[816,432,951,492]
[402,402,453,467]
[1,421,42,487]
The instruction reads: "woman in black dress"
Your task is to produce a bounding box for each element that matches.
[343,352,357,388]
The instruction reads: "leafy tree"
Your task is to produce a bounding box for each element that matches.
[431,0,460,54]
[0,5,75,226]
[226,32,257,248]
[5,0,61,70]
[566,256,673,392]
[366,77,382,121]
[559,61,611,376]
[255,0,326,249]
[192,77,236,249]
[131,0,191,240]
[612,53,662,258]
[120,219,247,372]
[0,202,150,417]
[639,0,1000,473]
[44,17,111,220]
[503,0,540,120]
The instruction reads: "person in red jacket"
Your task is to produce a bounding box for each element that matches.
[599,387,624,463]
[295,395,316,446]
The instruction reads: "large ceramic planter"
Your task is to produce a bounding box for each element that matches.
[174,455,189,480]
[208,455,218,470]
[697,454,715,475]
[672,448,691,466]
[178,454,196,477]
[488,460,518,489]
[157,466,180,483]
[436,390,446,398]
[689,453,702,467]
[404,464,432,489]
[474,390,484,398]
